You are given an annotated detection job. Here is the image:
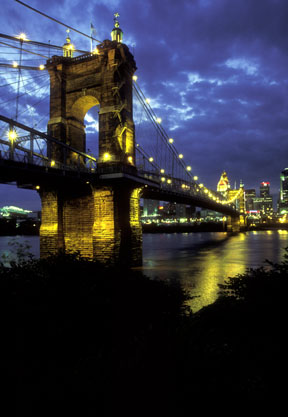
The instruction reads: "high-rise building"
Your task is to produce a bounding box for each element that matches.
[245,189,256,211]
[279,168,288,214]
[260,182,270,198]
[253,182,273,217]
[143,199,159,216]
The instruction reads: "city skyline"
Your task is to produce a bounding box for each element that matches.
[0,0,288,210]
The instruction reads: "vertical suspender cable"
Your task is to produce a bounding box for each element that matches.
[15,38,23,121]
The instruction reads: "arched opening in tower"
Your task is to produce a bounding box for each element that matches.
[69,94,100,159]
[84,105,99,159]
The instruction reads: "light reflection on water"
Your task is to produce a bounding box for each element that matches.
[0,231,287,312]
[142,230,288,312]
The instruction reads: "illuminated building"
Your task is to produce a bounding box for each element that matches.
[245,189,256,211]
[143,199,159,217]
[157,202,192,220]
[217,171,230,196]
[279,168,288,215]
[260,182,270,198]
[175,204,188,218]
[253,182,273,217]
[253,197,273,216]
[0,205,32,218]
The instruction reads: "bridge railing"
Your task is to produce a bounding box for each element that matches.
[134,139,236,210]
[0,145,97,173]
[0,115,97,174]
[138,169,236,210]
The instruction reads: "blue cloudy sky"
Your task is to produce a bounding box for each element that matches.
[0,0,288,210]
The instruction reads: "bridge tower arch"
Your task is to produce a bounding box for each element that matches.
[227,184,246,232]
[39,34,143,266]
[46,38,136,166]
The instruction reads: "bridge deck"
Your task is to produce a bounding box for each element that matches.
[0,157,239,216]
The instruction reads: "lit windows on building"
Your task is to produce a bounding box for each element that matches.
[260,181,270,198]
[142,199,159,217]
[248,182,274,218]
[279,168,288,214]
[253,196,273,216]
[245,189,256,211]
[217,171,230,196]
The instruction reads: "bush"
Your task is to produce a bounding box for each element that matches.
[0,253,190,395]
[1,249,288,397]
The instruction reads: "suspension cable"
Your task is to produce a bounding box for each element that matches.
[15,0,102,44]
[133,81,192,180]
[0,33,89,55]
[0,41,48,58]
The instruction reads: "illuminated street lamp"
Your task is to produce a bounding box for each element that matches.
[18,33,28,41]
[8,129,17,142]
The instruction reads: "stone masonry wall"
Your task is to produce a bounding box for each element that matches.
[39,190,64,257]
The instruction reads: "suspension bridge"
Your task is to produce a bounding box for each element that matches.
[0,7,245,265]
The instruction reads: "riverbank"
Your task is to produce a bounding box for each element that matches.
[0,218,40,236]
[1,219,287,236]
[142,221,225,233]
[0,250,287,400]
[142,222,288,233]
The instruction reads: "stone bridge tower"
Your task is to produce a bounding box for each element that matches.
[227,182,246,232]
[39,19,143,266]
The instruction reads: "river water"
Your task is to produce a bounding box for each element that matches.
[0,230,287,312]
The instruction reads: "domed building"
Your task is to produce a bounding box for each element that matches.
[217,171,230,196]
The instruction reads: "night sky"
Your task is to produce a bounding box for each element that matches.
[0,0,288,211]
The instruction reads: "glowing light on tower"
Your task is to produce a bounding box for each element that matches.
[8,129,17,142]
[17,33,27,41]
[63,29,75,58]
[111,12,123,43]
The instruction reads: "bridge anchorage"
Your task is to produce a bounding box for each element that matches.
[0,16,245,266]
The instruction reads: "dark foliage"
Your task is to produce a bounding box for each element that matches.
[0,249,288,402]
[0,253,189,398]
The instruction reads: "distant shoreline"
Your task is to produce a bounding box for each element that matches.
[142,222,288,233]
[1,221,287,237]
